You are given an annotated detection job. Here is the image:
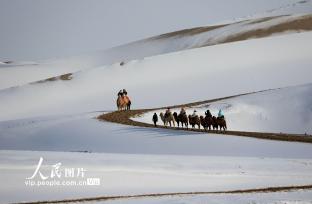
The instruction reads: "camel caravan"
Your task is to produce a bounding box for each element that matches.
[115,90,226,131]
[153,108,227,131]
[116,89,131,111]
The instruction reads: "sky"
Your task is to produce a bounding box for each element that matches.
[0,0,300,61]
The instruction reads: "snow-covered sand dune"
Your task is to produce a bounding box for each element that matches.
[1,13,311,90]
[0,1,312,203]
[133,83,312,134]
[0,31,311,123]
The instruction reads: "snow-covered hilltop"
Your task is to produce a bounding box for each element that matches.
[1,13,311,90]
[1,31,311,123]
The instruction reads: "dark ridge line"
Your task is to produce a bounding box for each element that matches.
[14,184,312,204]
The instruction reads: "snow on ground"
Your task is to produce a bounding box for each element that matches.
[1,109,312,203]
[146,14,312,56]
[233,0,312,22]
[90,190,312,204]
[133,83,312,134]
[249,0,312,19]
[1,150,312,203]
[0,32,311,122]
[1,108,312,203]
[1,12,311,90]
[0,61,38,67]
[0,2,311,203]
[1,113,312,158]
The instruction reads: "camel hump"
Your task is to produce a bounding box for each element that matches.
[124,95,131,101]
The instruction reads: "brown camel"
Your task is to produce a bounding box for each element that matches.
[212,116,227,131]
[217,117,227,131]
[160,112,176,127]
[188,114,200,129]
[116,95,130,111]
[200,115,213,131]
[173,112,188,129]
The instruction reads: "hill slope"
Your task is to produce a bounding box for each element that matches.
[1,13,311,90]
[0,31,311,122]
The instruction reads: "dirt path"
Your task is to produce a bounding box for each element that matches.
[97,92,312,144]
[17,184,312,204]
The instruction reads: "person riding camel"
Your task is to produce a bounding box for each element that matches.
[165,108,171,118]
[117,90,123,97]
[218,109,224,119]
[205,109,212,118]
[116,89,131,110]
[122,89,128,96]
[152,113,158,127]
[191,110,198,118]
[180,107,186,115]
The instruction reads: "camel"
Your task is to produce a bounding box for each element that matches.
[188,114,200,129]
[217,117,227,131]
[212,116,227,131]
[116,95,131,111]
[212,116,218,130]
[160,112,176,127]
[173,112,188,129]
[200,115,213,131]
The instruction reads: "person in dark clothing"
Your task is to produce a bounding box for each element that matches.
[122,89,128,96]
[152,113,158,127]
[205,109,212,118]
[117,90,123,97]
[127,99,131,110]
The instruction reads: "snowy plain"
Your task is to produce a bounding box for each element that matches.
[86,190,312,204]
[1,150,312,203]
[1,111,312,203]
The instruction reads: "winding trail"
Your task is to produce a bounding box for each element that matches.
[82,91,312,204]
[98,92,312,144]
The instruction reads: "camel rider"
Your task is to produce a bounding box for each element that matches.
[205,109,212,118]
[191,110,198,117]
[165,108,171,118]
[152,113,158,127]
[180,107,186,115]
[118,90,123,97]
[218,109,224,119]
[123,89,128,96]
